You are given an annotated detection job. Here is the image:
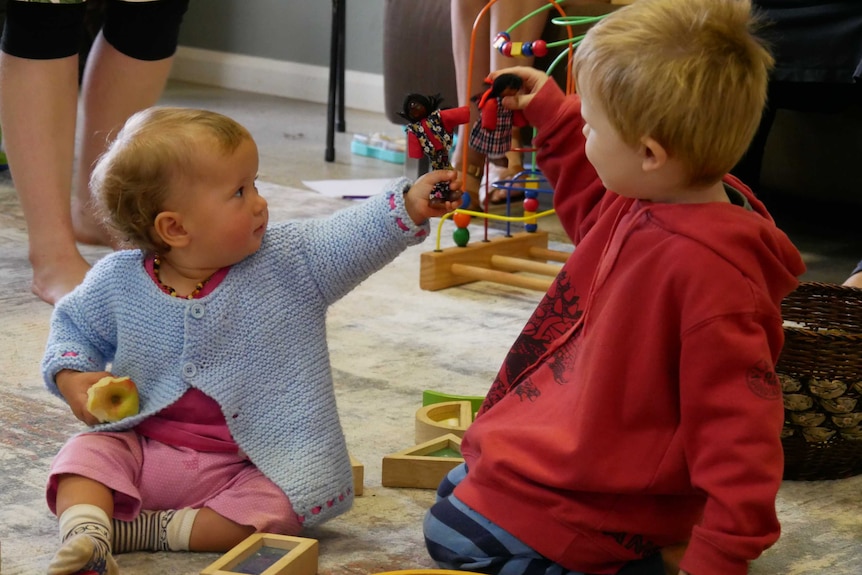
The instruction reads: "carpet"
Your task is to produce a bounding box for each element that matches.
[1,176,860,575]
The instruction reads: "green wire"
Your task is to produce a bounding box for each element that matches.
[550,15,607,27]
[504,8,605,52]
[506,0,564,34]
[546,33,586,50]
[507,5,607,36]
[545,37,583,78]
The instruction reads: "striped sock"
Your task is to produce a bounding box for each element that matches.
[49,504,118,575]
[112,508,199,552]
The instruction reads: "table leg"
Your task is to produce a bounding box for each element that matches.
[325,0,345,162]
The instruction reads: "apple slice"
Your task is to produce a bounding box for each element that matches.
[86,376,140,423]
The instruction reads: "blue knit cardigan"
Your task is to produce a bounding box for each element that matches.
[42,179,427,528]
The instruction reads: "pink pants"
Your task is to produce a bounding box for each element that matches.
[47,431,301,534]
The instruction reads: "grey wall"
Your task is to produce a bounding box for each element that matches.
[178,0,386,74]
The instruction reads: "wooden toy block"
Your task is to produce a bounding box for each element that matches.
[350,454,364,496]
[200,533,318,575]
[420,231,569,292]
[372,570,487,575]
[382,433,464,489]
[422,389,484,418]
[415,400,474,444]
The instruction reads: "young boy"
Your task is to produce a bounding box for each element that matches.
[423,1,806,575]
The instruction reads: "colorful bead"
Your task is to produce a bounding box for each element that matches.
[525,223,538,233]
[453,227,470,247]
[493,31,510,51]
[532,39,548,58]
[497,36,548,58]
[524,198,540,212]
[453,212,472,228]
[153,255,208,299]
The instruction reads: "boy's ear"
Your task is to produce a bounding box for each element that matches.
[640,136,668,173]
[153,211,190,249]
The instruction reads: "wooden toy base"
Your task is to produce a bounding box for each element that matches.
[420,231,569,292]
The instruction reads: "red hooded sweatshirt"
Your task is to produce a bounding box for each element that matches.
[454,81,806,575]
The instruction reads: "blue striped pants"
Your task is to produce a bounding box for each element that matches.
[423,463,665,575]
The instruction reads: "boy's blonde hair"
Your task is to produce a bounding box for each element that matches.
[574,0,773,186]
[91,107,251,253]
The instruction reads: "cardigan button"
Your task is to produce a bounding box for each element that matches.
[182,363,197,377]
[190,303,206,319]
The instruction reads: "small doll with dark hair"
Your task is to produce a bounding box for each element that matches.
[469,73,528,166]
[400,93,470,203]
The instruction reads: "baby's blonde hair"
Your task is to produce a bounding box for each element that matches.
[90,106,252,253]
[574,0,773,186]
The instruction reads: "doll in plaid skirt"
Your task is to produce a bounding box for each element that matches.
[469,74,528,166]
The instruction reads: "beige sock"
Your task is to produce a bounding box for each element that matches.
[49,504,119,575]
[112,508,199,552]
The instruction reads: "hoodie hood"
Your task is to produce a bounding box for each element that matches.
[633,174,805,306]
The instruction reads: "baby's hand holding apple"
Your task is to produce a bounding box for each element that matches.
[55,370,139,425]
[86,376,140,423]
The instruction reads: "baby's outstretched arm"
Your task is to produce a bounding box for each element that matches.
[403,170,462,225]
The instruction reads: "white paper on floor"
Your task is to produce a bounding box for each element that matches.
[302,178,397,200]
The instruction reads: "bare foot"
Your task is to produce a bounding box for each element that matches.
[30,250,91,305]
[844,272,862,289]
[487,162,526,204]
[71,197,114,247]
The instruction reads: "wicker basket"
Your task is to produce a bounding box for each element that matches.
[778,281,862,480]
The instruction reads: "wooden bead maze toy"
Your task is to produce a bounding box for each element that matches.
[420,207,570,292]
[421,1,613,292]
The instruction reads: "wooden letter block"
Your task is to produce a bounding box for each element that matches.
[422,389,484,418]
[415,400,474,444]
[382,434,464,489]
[200,534,318,575]
[350,454,364,496]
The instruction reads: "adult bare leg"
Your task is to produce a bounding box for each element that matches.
[73,31,175,248]
[450,0,491,208]
[487,0,546,203]
[0,52,89,304]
